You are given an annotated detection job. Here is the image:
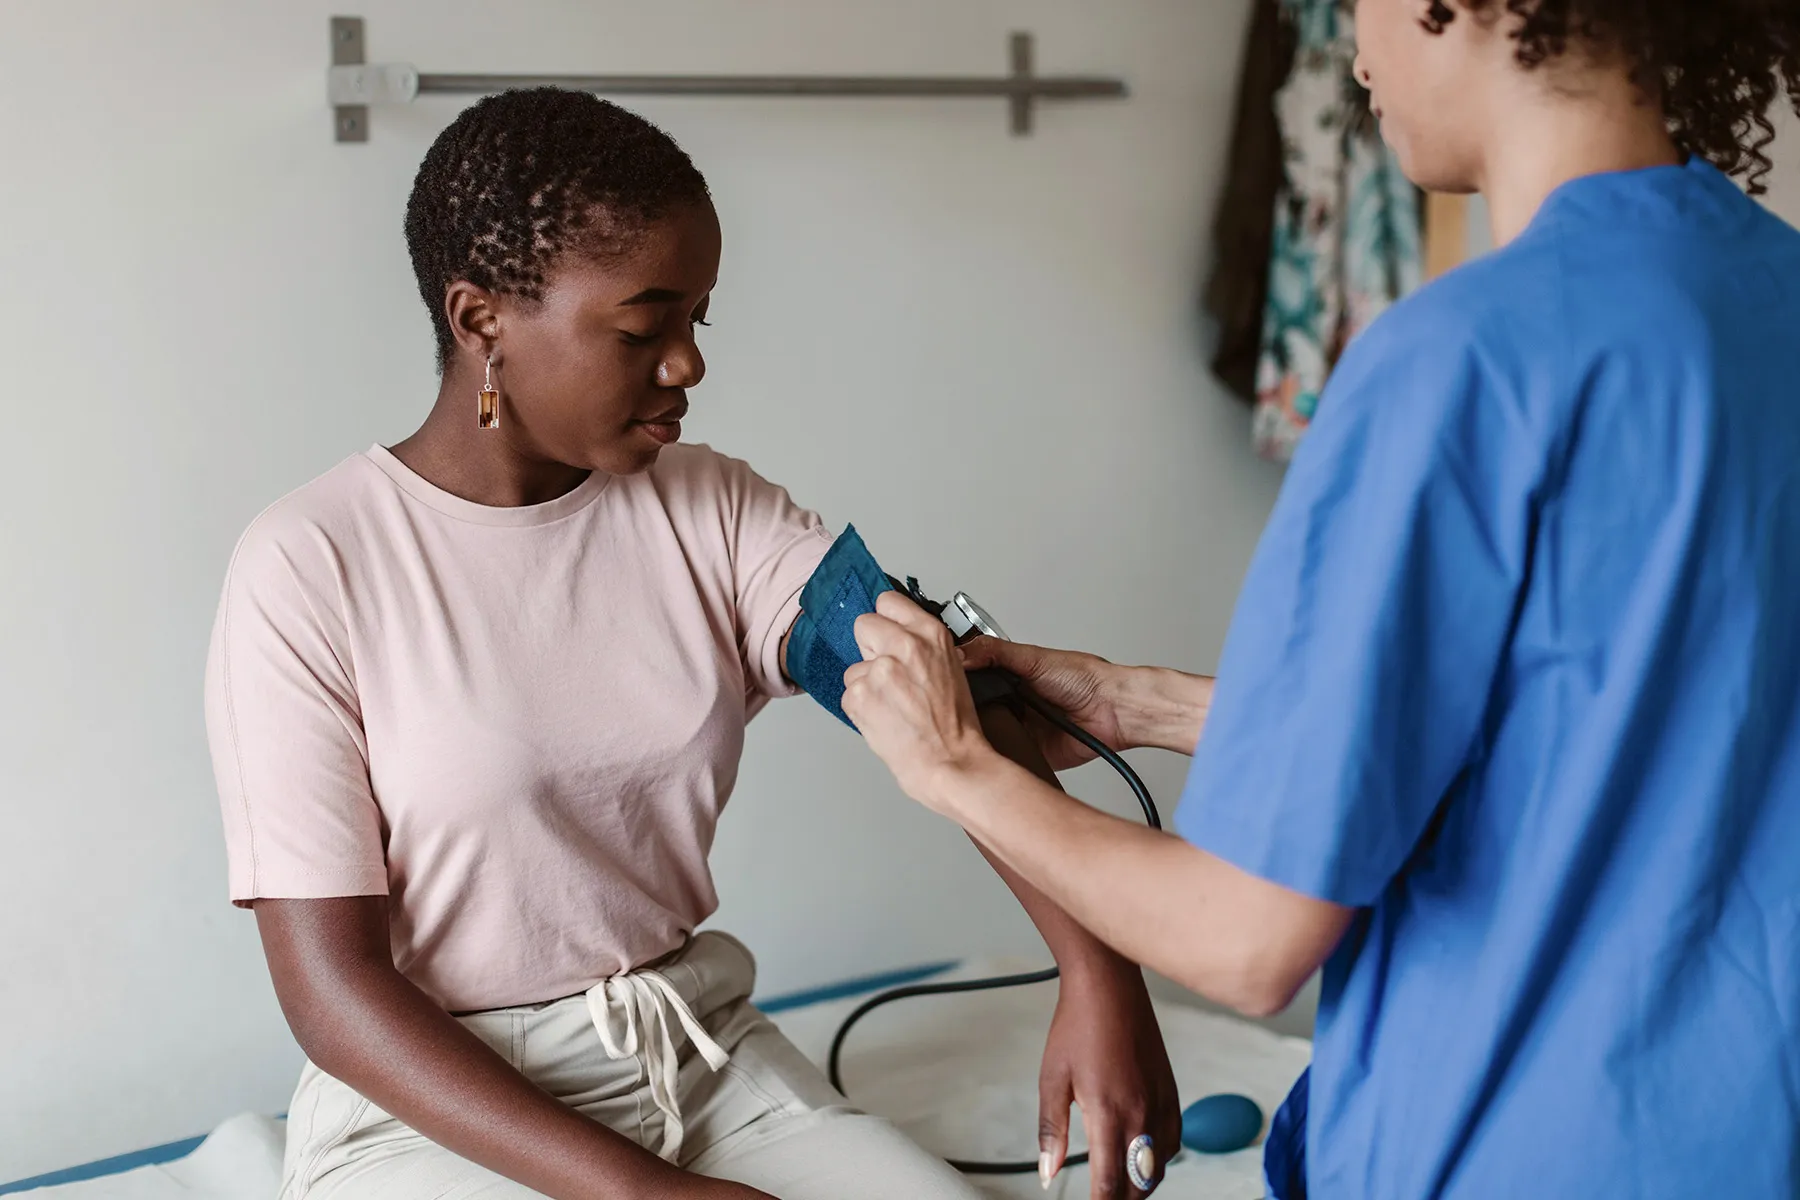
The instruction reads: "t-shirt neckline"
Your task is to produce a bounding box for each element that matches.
[363,444,612,527]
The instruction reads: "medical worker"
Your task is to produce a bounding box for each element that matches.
[845,1,1800,1196]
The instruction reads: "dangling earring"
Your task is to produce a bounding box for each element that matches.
[478,355,500,430]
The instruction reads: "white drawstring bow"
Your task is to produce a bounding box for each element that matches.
[585,968,731,1163]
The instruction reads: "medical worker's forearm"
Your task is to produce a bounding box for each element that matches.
[1111,665,1215,755]
[254,898,767,1200]
[927,758,1351,1017]
[961,638,1213,759]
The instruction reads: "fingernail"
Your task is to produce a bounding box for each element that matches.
[1039,1151,1055,1190]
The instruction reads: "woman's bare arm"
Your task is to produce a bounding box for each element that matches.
[254,896,769,1200]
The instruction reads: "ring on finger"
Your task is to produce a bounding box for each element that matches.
[1126,1133,1157,1192]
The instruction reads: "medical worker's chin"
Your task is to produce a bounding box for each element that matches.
[1384,132,1468,196]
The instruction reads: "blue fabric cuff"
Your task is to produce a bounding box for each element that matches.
[783,525,895,727]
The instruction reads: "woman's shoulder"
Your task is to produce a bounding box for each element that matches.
[648,441,761,482]
[640,443,824,554]
[221,452,390,598]
[643,441,795,506]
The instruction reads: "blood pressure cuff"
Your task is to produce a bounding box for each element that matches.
[784,525,895,728]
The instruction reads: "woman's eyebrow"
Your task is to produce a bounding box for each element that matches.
[619,287,685,305]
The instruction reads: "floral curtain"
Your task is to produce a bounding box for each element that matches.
[1252,0,1423,462]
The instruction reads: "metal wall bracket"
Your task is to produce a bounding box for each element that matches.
[327,15,1126,143]
[330,16,367,143]
[330,62,421,107]
[1008,32,1034,136]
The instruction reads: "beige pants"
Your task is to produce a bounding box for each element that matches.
[279,932,981,1199]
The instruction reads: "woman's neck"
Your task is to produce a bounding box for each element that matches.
[388,369,591,509]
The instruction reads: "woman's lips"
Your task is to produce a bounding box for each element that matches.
[638,419,682,445]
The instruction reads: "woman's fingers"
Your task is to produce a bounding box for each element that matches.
[1081,1099,1131,1199]
[1039,1068,1073,1191]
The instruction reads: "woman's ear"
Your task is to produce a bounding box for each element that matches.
[444,280,501,365]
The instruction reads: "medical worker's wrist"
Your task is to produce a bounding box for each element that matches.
[921,740,1019,823]
[1115,667,1214,755]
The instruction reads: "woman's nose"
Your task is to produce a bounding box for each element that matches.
[657,341,705,389]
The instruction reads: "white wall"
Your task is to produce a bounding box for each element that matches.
[0,0,1283,1179]
[1767,104,1800,227]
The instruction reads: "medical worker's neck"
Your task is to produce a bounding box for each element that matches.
[1476,75,1682,249]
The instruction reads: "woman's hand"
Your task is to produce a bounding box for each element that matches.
[843,592,996,812]
[959,638,1130,770]
[1041,958,1183,1198]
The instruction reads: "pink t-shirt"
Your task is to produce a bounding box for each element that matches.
[204,443,831,1011]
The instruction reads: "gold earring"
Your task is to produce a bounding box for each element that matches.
[478,355,500,430]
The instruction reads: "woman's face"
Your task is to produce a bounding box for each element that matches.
[1353,0,1490,193]
[492,200,723,477]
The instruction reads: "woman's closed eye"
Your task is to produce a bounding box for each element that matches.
[621,317,709,346]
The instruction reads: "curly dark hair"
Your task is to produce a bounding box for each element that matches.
[1423,0,1800,195]
[404,88,712,370]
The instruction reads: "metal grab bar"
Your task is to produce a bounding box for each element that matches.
[328,17,1128,142]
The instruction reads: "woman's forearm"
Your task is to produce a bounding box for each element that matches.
[1109,665,1214,755]
[256,899,738,1200]
[975,705,1144,981]
[306,968,673,1197]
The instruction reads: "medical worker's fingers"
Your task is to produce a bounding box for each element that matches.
[851,590,947,661]
[874,587,951,638]
[852,605,968,717]
[852,605,952,671]
[1038,1066,1073,1191]
[958,638,1128,767]
[961,635,1056,677]
[842,630,986,813]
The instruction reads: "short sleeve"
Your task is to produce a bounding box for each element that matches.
[712,455,833,700]
[204,511,388,906]
[1176,311,1543,906]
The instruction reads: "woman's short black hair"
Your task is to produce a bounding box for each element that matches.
[404,88,712,370]
[1424,0,1799,195]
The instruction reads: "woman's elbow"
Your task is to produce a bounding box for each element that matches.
[272,982,350,1070]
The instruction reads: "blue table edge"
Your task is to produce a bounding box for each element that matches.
[0,960,960,1195]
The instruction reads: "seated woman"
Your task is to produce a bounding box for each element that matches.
[204,88,1178,1200]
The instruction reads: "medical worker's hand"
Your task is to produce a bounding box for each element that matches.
[962,638,1216,762]
[844,592,994,812]
[1042,958,1182,1199]
[958,638,1130,770]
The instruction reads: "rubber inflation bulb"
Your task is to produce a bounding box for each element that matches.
[1180,1093,1264,1154]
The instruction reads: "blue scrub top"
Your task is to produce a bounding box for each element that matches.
[1177,159,1800,1198]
